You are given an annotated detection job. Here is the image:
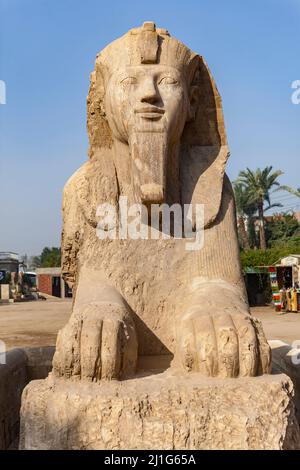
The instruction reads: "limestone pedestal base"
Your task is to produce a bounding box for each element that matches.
[20,371,300,450]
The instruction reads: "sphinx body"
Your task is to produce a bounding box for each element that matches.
[52,22,271,381]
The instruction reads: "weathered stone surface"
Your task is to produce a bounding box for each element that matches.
[52,21,271,383]
[0,346,56,449]
[0,284,10,302]
[19,21,277,451]
[0,349,27,450]
[20,372,300,450]
[270,340,300,425]
[23,346,55,381]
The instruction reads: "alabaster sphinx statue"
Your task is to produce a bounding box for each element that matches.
[52,22,271,381]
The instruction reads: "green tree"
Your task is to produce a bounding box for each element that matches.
[237,166,283,250]
[240,239,300,268]
[280,185,300,198]
[265,213,300,246]
[233,183,256,250]
[39,247,61,267]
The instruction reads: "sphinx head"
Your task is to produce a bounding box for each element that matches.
[93,22,200,205]
[88,22,227,218]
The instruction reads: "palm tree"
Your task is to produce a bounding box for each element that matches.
[233,183,255,250]
[280,185,300,198]
[236,166,283,250]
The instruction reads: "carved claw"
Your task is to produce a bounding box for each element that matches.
[176,311,271,378]
[53,302,138,381]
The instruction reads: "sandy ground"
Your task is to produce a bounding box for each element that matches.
[0,299,300,351]
[0,297,72,350]
[252,306,300,345]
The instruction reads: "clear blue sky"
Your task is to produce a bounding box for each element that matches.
[0,0,299,256]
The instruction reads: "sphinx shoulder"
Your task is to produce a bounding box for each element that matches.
[63,160,92,207]
[61,160,96,287]
[63,156,116,224]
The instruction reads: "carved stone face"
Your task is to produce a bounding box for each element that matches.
[104,64,189,143]
[104,64,192,205]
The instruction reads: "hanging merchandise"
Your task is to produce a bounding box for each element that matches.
[280,289,287,312]
[292,289,298,312]
[268,267,281,312]
[286,289,292,312]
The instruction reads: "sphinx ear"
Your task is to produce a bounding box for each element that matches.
[187,85,200,122]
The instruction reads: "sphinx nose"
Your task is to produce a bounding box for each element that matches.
[140,79,159,104]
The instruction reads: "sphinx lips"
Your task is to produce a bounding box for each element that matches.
[135,106,165,119]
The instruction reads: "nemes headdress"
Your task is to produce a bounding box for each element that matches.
[96,22,198,83]
[87,22,229,227]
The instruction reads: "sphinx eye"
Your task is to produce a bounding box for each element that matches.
[158,76,178,85]
[120,76,137,85]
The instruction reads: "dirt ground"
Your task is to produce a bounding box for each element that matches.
[0,297,72,350]
[0,299,300,351]
[252,306,300,345]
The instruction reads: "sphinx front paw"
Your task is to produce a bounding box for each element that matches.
[53,302,138,381]
[175,310,271,378]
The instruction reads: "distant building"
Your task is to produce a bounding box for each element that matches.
[244,254,300,307]
[0,252,19,279]
[269,212,300,223]
[36,267,72,299]
[252,212,300,229]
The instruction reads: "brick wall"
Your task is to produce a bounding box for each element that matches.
[37,274,52,296]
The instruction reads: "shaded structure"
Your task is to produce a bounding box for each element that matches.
[36,268,72,299]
